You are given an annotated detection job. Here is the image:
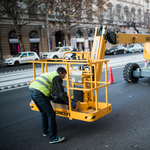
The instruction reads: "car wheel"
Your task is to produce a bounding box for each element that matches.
[53,56,58,61]
[140,49,142,52]
[123,63,139,83]
[132,50,134,53]
[35,58,38,60]
[124,50,126,54]
[65,56,70,60]
[114,51,116,55]
[53,56,58,59]
[14,61,19,66]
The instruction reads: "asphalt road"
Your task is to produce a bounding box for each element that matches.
[0,67,150,150]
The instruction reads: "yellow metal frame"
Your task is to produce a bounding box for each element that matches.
[29,26,112,122]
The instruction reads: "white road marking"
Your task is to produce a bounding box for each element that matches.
[0,54,145,91]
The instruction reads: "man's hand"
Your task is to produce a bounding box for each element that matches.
[49,95,54,101]
[71,100,76,108]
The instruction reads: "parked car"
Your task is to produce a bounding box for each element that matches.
[105,45,127,55]
[42,46,74,59]
[4,52,40,66]
[127,44,143,53]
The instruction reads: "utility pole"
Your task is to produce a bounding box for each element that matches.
[46,10,50,52]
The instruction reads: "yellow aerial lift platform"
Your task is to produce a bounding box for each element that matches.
[29,26,111,122]
[29,25,150,122]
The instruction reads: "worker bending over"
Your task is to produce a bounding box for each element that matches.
[29,67,75,144]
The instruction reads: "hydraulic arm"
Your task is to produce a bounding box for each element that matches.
[106,31,150,60]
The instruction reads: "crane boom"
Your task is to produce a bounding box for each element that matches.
[106,31,150,60]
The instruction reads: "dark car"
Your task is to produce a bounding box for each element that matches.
[105,45,127,55]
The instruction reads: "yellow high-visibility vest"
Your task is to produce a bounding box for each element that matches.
[29,71,59,97]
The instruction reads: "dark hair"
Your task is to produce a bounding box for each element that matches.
[57,67,67,74]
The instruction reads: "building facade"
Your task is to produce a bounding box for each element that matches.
[71,0,150,51]
[0,0,150,59]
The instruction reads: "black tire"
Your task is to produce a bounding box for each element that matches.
[53,56,58,62]
[14,61,19,66]
[123,63,139,83]
[124,50,126,54]
[35,58,38,60]
[114,51,117,55]
[132,50,134,53]
[53,56,58,59]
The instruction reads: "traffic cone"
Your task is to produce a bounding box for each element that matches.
[108,67,115,84]
[144,60,147,68]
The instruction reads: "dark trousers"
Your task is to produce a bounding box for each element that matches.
[30,89,57,141]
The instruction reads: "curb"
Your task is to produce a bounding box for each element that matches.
[0,82,30,91]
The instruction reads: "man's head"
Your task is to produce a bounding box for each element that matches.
[57,67,67,79]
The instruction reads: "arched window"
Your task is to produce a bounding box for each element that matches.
[124,6,129,22]
[76,29,82,38]
[116,4,121,21]
[131,7,135,21]
[146,0,149,9]
[88,29,94,37]
[107,3,113,21]
[29,31,39,38]
[9,31,17,39]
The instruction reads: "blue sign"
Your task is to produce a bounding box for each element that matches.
[49,38,52,50]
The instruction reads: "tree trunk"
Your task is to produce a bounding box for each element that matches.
[13,19,25,52]
[66,22,71,46]
[68,31,71,46]
[66,31,69,46]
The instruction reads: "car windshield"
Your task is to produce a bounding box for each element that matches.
[52,48,60,52]
[12,53,22,57]
[109,46,117,50]
[129,45,134,48]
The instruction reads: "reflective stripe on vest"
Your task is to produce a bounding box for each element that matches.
[34,75,55,94]
[40,76,55,93]
[34,79,51,94]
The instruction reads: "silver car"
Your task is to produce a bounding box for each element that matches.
[127,44,143,53]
